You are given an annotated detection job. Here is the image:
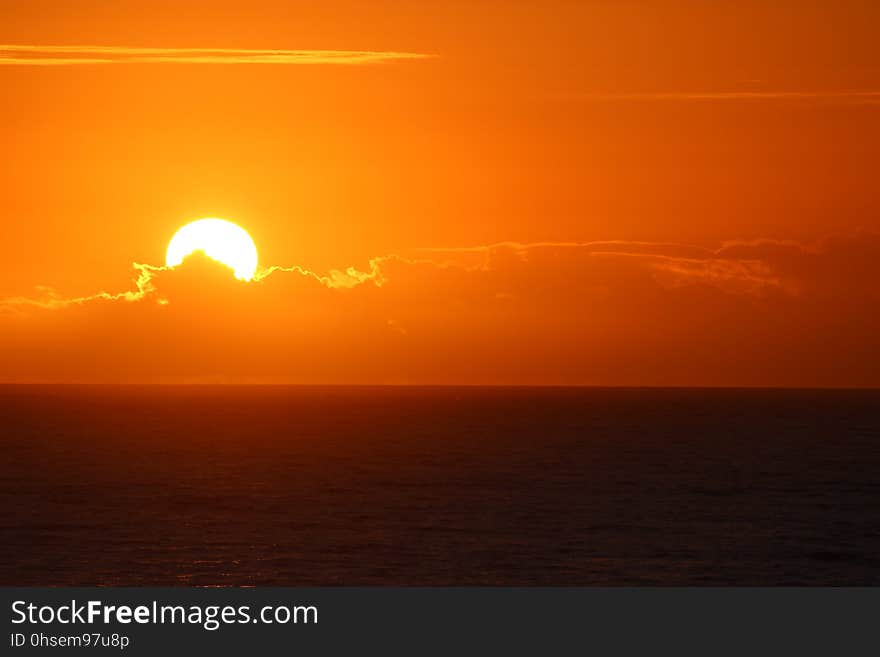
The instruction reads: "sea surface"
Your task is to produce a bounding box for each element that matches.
[1,386,878,585]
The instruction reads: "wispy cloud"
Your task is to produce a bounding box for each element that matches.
[577,90,880,103]
[0,44,432,66]
[254,261,386,289]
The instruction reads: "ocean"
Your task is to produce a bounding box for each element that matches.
[1,385,878,585]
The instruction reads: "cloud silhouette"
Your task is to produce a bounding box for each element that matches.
[2,234,879,385]
[0,263,160,312]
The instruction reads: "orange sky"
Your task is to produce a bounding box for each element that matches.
[1,1,879,385]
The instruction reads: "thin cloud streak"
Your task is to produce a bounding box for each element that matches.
[0,44,432,66]
[576,90,880,103]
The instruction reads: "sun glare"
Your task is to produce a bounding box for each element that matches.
[165,218,258,281]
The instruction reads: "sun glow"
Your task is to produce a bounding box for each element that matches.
[165,218,258,281]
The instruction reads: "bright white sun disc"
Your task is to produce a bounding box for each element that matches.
[165,218,258,281]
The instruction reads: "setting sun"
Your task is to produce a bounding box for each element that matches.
[165,218,258,281]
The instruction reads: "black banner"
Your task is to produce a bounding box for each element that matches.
[2,588,876,654]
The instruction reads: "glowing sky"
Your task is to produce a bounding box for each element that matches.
[1,1,879,385]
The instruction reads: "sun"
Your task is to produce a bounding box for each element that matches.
[165,218,258,281]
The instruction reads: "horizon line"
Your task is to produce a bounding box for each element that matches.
[0,382,877,391]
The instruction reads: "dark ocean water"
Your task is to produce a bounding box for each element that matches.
[1,386,878,585]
